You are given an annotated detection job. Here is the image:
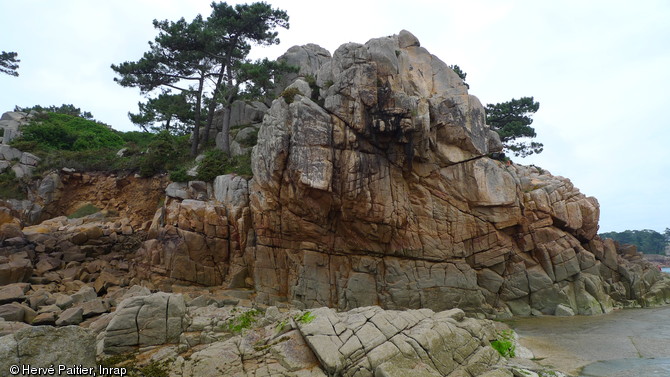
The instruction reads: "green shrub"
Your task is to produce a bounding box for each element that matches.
[280,87,301,104]
[35,149,120,173]
[194,149,253,181]
[169,167,190,182]
[67,204,100,219]
[0,170,25,200]
[225,152,253,177]
[195,148,228,182]
[304,74,320,102]
[12,113,124,151]
[120,131,156,148]
[6,107,196,177]
[490,330,516,358]
[15,104,94,119]
[138,131,190,177]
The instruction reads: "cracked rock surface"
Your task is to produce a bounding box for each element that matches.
[296,306,504,377]
[130,30,670,317]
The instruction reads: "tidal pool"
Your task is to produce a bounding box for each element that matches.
[510,306,670,376]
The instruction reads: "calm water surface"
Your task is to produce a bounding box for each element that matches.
[580,358,670,376]
[662,267,670,273]
[511,306,670,377]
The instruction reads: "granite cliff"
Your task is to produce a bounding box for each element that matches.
[136,30,670,317]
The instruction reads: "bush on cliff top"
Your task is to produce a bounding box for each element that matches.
[10,112,191,176]
[12,113,124,151]
[7,106,249,180]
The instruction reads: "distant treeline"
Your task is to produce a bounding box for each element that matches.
[599,228,670,255]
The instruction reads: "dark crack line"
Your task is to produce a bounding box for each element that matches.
[165,295,170,343]
[134,304,142,347]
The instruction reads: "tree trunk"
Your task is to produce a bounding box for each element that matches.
[220,106,232,154]
[190,77,204,156]
[203,66,227,151]
[202,83,220,147]
[164,114,172,133]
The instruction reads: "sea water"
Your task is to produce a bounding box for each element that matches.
[662,267,670,273]
[580,358,670,376]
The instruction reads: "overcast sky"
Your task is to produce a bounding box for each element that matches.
[1,0,668,233]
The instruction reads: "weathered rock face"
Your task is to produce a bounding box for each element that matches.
[243,30,668,316]
[0,111,31,145]
[137,30,669,318]
[134,175,252,289]
[0,169,169,228]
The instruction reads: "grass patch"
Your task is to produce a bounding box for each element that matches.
[276,320,288,333]
[490,329,516,358]
[67,204,100,219]
[294,311,316,324]
[227,308,261,333]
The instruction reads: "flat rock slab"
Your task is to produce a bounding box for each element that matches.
[297,306,505,377]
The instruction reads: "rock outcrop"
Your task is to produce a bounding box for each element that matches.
[0,111,30,145]
[134,175,252,288]
[2,30,667,351]
[0,145,40,179]
[107,303,520,377]
[135,30,670,319]
[232,30,665,316]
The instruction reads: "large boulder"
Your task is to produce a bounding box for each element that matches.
[100,292,187,354]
